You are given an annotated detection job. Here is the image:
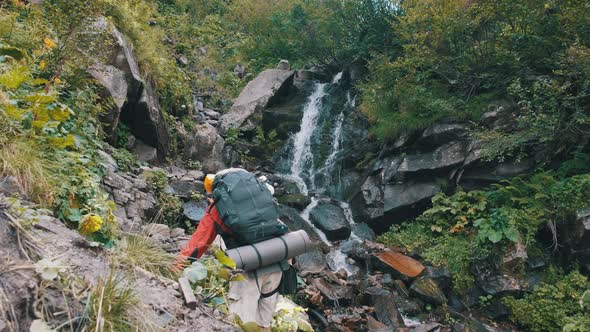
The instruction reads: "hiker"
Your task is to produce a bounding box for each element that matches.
[176,168,288,331]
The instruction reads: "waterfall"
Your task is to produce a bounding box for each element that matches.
[282,71,362,275]
[290,82,327,194]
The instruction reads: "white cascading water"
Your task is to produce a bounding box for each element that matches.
[285,72,362,275]
[290,82,327,194]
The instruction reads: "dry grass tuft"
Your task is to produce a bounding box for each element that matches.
[0,138,57,205]
[115,234,177,280]
[86,273,160,332]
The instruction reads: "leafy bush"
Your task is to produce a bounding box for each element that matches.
[379,170,590,293]
[505,270,590,332]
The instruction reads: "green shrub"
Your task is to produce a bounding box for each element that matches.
[505,270,590,332]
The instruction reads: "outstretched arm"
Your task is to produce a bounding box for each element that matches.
[176,207,218,267]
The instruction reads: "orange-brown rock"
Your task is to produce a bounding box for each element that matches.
[374,251,425,278]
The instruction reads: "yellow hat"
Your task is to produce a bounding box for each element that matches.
[204,174,215,193]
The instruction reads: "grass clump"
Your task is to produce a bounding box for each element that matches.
[504,270,590,332]
[115,234,176,279]
[86,273,159,332]
[0,138,57,204]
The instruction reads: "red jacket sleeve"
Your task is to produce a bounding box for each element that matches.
[179,206,218,261]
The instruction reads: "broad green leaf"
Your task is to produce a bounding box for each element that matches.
[504,228,520,242]
[488,231,503,243]
[184,261,208,283]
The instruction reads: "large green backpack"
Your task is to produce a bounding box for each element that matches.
[212,170,288,245]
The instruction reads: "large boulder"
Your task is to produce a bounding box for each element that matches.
[383,180,443,216]
[396,141,467,175]
[309,203,351,241]
[88,18,170,158]
[417,124,467,147]
[183,123,226,173]
[219,69,295,134]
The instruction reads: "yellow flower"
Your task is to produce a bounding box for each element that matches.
[43,38,57,49]
[39,60,46,70]
[53,77,61,84]
[79,214,103,236]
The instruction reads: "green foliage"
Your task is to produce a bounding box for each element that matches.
[143,169,168,193]
[183,247,243,314]
[361,0,590,156]
[143,169,184,227]
[379,170,590,294]
[111,148,144,173]
[225,127,240,145]
[505,270,590,332]
[0,41,117,244]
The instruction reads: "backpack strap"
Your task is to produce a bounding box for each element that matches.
[254,270,280,299]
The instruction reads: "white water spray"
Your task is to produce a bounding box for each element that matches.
[290,83,327,194]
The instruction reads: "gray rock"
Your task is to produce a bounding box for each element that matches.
[351,223,375,241]
[418,124,467,146]
[392,296,423,316]
[474,264,525,296]
[481,100,515,129]
[183,123,226,173]
[502,240,528,272]
[460,159,535,185]
[219,69,295,134]
[132,140,158,164]
[294,247,326,275]
[102,169,157,223]
[177,55,189,66]
[170,228,185,238]
[203,109,220,120]
[309,203,351,241]
[277,194,311,211]
[383,181,442,214]
[276,59,291,70]
[0,176,22,196]
[144,223,171,238]
[97,150,118,172]
[233,64,245,78]
[125,134,137,150]
[169,177,203,199]
[183,200,208,222]
[362,287,405,328]
[88,19,170,156]
[397,141,467,174]
[187,170,205,180]
[409,277,447,305]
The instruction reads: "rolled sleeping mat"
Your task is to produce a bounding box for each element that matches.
[226,230,311,271]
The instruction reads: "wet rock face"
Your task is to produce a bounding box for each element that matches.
[309,203,351,241]
[277,193,311,211]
